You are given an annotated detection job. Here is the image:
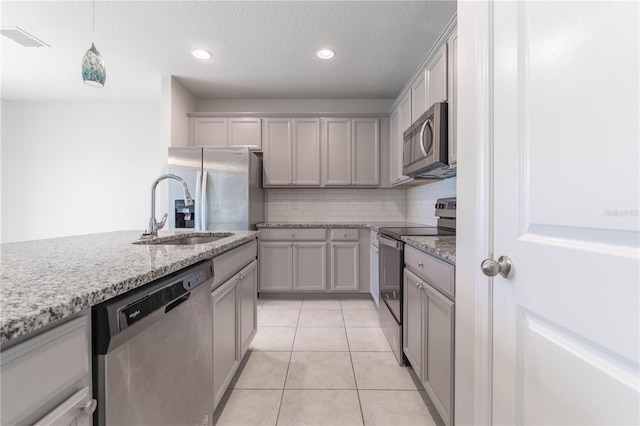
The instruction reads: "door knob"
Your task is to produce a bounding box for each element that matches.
[82,399,98,417]
[481,255,513,278]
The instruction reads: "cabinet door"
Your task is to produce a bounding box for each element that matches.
[238,260,258,358]
[447,29,457,166]
[263,119,293,185]
[426,44,448,107]
[369,243,379,305]
[323,118,352,185]
[422,284,454,426]
[399,91,412,134]
[228,118,262,149]
[259,242,293,291]
[330,242,359,291]
[411,71,427,122]
[192,117,228,147]
[352,118,379,186]
[212,277,239,408]
[403,269,423,377]
[293,242,327,291]
[293,118,321,186]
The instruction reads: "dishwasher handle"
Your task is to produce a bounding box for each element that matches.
[378,234,403,250]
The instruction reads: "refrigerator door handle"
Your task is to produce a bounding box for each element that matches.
[195,171,202,230]
[200,171,208,231]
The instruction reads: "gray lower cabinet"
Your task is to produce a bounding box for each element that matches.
[212,276,239,409]
[259,228,369,294]
[211,241,258,412]
[238,260,258,357]
[330,242,359,291]
[403,266,455,426]
[259,242,294,290]
[0,314,94,426]
[259,241,327,291]
[293,242,327,291]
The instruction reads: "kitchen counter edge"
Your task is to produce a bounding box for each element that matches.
[0,230,260,345]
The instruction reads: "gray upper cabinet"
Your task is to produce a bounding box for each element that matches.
[263,118,321,187]
[323,118,352,186]
[391,91,413,186]
[426,44,448,107]
[352,118,380,186]
[228,118,262,149]
[293,118,321,186]
[190,117,262,149]
[263,118,293,186]
[323,118,379,187]
[411,71,427,122]
[191,117,228,147]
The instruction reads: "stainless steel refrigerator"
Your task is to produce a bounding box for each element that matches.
[168,147,264,231]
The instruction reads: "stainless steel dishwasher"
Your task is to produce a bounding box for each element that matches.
[93,260,214,426]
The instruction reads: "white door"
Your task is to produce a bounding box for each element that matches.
[491,2,639,424]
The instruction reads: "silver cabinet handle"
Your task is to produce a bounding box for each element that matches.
[292,233,296,237]
[82,399,98,417]
[343,233,348,237]
[418,262,424,268]
[481,255,513,278]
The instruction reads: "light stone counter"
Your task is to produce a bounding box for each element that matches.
[0,230,259,344]
[257,222,428,232]
[401,236,456,264]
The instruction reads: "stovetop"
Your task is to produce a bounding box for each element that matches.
[379,226,455,240]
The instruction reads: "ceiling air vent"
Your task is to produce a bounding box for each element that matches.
[1,27,50,47]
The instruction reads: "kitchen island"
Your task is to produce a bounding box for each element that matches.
[0,229,259,345]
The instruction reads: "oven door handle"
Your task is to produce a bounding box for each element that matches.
[378,235,402,250]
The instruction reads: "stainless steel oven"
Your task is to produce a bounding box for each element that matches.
[378,198,457,365]
[378,234,405,364]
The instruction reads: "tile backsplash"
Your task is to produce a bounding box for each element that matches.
[265,178,456,224]
[406,177,457,225]
[266,189,407,222]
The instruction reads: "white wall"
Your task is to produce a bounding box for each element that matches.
[197,98,393,114]
[1,100,164,242]
[406,178,457,225]
[170,77,197,147]
[266,188,407,223]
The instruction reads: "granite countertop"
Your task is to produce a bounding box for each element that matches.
[257,222,428,232]
[0,230,259,344]
[402,236,456,264]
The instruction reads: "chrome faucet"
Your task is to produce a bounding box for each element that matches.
[140,174,194,239]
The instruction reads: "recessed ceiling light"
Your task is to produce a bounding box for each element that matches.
[316,49,335,60]
[192,49,212,60]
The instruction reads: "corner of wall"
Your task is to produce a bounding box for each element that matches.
[170,77,198,148]
[0,99,6,242]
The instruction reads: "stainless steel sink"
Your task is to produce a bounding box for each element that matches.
[154,236,225,245]
[134,232,233,246]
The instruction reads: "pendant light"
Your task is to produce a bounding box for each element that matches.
[81,0,106,87]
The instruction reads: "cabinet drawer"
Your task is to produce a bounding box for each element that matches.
[1,315,90,426]
[212,239,258,288]
[260,228,326,241]
[330,228,359,241]
[405,246,455,299]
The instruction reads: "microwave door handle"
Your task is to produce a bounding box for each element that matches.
[418,120,429,157]
[420,118,433,157]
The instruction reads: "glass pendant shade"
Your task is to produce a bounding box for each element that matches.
[82,43,106,87]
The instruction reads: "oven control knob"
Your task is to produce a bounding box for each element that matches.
[481,256,513,279]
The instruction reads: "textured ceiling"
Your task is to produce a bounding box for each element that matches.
[1,1,456,101]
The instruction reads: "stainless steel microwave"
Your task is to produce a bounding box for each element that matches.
[402,102,455,179]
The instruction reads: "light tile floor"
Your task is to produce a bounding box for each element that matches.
[213,298,444,426]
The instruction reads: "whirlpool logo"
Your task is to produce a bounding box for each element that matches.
[129,310,141,319]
